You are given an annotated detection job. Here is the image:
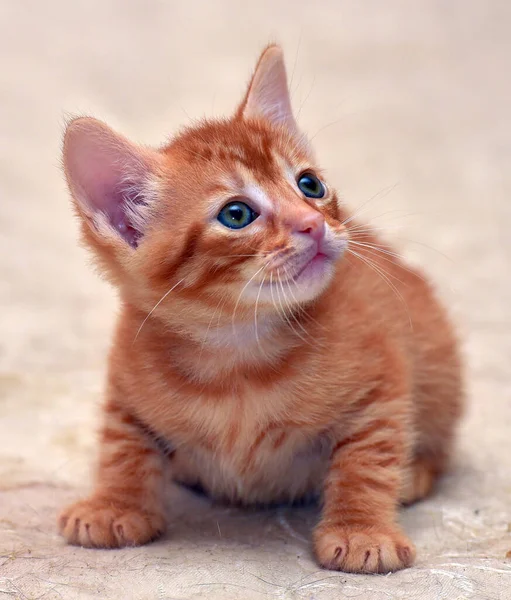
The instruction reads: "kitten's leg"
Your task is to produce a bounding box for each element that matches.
[399,453,443,505]
[314,389,415,573]
[400,347,463,506]
[58,397,167,548]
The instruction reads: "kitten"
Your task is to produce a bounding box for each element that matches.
[58,45,463,573]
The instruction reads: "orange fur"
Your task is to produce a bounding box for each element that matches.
[58,45,464,573]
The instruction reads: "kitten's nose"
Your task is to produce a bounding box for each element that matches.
[296,211,325,242]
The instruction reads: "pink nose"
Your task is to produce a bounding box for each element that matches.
[296,211,325,242]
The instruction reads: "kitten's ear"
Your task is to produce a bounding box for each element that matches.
[238,44,298,133]
[63,117,162,249]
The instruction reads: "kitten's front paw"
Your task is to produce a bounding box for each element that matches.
[313,524,415,573]
[58,496,166,548]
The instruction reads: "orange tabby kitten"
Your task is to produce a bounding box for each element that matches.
[58,45,463,573]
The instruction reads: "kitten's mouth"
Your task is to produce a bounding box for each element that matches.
[247,237,347,304]
[271,246,336,288]
[282,251,329,287]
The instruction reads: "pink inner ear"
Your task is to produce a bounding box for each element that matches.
[241,45,298,134]
[105,186,145,248]
[64,118,151,248]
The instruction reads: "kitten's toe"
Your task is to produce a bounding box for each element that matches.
[313,524,415,573]
[58,496,166,548]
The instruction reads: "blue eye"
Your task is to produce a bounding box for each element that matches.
[297,172,325,199]
[217,201,259,229]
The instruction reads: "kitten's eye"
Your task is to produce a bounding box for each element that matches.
[297,172,325,199]
[217,201,259,229]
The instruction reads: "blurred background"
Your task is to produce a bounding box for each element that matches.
[1,1,510,599]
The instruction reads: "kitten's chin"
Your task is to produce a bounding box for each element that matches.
[277,236,348,305]
[286,253,337,303]
[246,253,338,307]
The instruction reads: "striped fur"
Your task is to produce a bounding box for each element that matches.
[58,45,464,573]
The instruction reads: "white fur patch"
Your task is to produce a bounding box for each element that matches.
[244,184,273,214]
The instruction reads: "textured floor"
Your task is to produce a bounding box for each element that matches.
[1,1,510,598]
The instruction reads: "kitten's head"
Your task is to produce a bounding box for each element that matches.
[64,45,348,336]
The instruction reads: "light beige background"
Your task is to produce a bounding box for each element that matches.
[1,1,510,598]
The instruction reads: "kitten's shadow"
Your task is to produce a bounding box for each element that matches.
[162,482,319,550]
[160,457,475,551]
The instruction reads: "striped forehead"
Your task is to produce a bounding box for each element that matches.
[170,122,313,208]
[207,151,314,219]
[238,155,310,208]
[210,170,275,213]
[221,158,299,210]
[177,126,283,179]
[219,143,277,180]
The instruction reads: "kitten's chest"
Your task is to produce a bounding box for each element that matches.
[150,358,343,503]
[169,395,334,504]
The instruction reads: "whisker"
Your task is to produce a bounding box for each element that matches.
[274,270,311,346]
[348,241,428,284]
[265,271,299,361]
[278,276,310,340]
[348,240,405,260]
[133,278,185,343]
[231,263,267,336]
[347,211,424,239]
[272,261,327,333]
[347,246,406,286]
[253,264,269,347]
[198,290,231,360]
[347,248,413,331]
[343,207,413,229]
[273,272,297,338]
[289,30,302,92]
[341,183,400,227]
[394,238,454,262]
[347,227,454,263]
[347,223,404,234]
[309,115,348,142]
[283,276,326,335]
[269,272,295,341]
[283,277,313,320]
[296,75,315,121]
